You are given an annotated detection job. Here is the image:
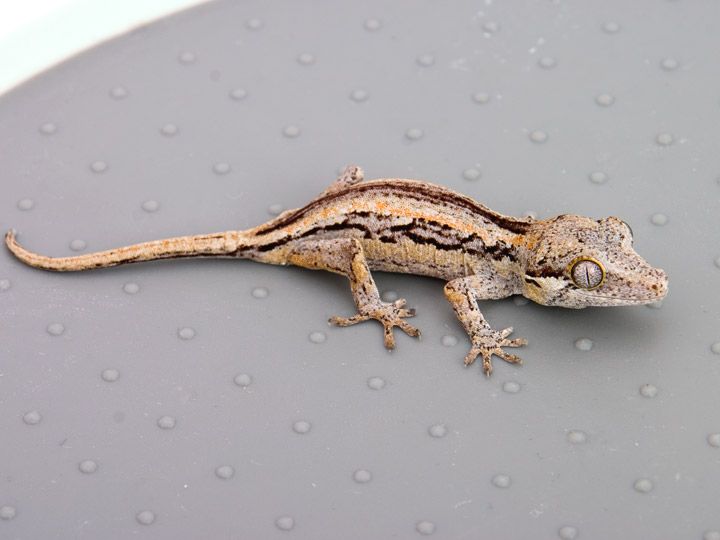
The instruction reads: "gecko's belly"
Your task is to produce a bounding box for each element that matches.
[361,238,472,280]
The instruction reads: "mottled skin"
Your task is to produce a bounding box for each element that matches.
[5,166,668,375]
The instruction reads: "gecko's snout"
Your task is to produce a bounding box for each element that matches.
[653,268,669,300]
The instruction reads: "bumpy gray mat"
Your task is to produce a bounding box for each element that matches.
[1,1,719,539]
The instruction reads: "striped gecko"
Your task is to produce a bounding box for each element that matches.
[5,166,668,375]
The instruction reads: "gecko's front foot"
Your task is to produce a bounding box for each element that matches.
[463,327,527,376]
[329,298,421,349]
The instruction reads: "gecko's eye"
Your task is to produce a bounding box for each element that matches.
[569,258,605,289]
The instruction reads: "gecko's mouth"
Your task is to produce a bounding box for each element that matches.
[577,278,668,306]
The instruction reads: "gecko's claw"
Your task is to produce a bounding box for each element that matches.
[463,327,526,375]
[329,298,420,350]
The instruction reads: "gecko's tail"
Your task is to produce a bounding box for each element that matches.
[4,229,244,272]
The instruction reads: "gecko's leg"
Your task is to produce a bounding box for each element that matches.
[309,165,365,202]
[288,238,420,349]
[444,276,527,376]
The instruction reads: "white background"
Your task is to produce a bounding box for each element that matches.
[0,0,210,95]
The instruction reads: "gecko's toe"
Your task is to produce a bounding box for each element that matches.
[382,324,397,349]
[504,338,527,348]
[495,349,522,365]
[396,319,421,338]
[329,314,369,327]
[481,352,494,376]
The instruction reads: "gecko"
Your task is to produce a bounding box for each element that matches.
[4,166,668,375]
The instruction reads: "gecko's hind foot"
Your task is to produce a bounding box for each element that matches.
[463,326,527,376]
[329,298,421,349]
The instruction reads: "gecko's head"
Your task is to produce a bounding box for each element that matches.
[522,215,668,308]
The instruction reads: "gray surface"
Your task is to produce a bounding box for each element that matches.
[1,1,719,539]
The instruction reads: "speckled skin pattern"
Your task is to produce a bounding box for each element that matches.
[5,166,668,375]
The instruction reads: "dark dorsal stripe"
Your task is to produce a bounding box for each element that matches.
[254,179,531,237]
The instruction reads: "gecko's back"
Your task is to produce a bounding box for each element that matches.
[242,178,532,280]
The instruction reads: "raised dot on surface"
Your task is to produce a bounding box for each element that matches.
[417,55,435,67]
[47,322,65,336]
[353,469,373,483]
[381,290,399,302]
[142,200,160,212]
[178,52,196,64]
[275,516,295,531]
[39,122,57,134]
[512,296,530,306]
[530,131,548,143]
[110,86,128,99]
[367,376,386,390]
[23,410,42,425]
[656,133,674,146]
[123,282,140,294]
[567,430,587,444]
[283,125,301,138]
[293,420,311,434]
[102,368,120,382]
[639,384,658,398]
[558,525,579,540]
[69,239,86,252]
[441,334,458,347]
[633,478,654,493]
[0,506,17,520]
[492,473,512,488]
[589,171,608,184]
[596,93,615,106]
[711,342,720,354]
[364,18,382,31]
[350,89,368,102]
[650,213,668,226]
[428,424,447,438]
[251,286,269,299]
[416,520,436,535]
[463,168,481,181]
[268,203,284,216]
[0,279,10,292]
[660,58,679,71]
[472,91,491,104]
[213,162,231,175]
[502,380,521,394]
[707,433,720,447]
[482,21,501,33]
[297,53,315,65]
[178,327,196,340]
[538,56,556,69]
[90,160,108,173]
[234,373,252,387]
[79,459,98,474]
[246,18,263,30]
[17,198,35,210]
[157,415,176,429]
[215,465,235,479]
[602,21,621,34]
[136,510,156,525]
[308,331,326,344]
[574,337,594,351]
[160,123,179,136]
[405,128,424,141]
[230,88,248,100]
